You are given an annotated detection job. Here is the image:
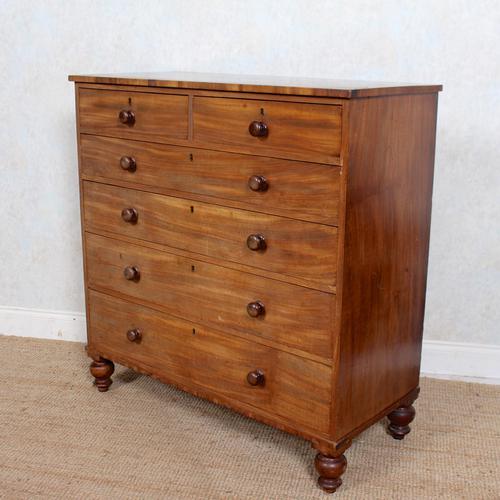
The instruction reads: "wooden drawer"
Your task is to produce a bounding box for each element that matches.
[80,135,341,225]
[85,233,334,359]
[193,97,342,164]
[78,88,189,143]
[88,290,331,433]
[83,182,338,290]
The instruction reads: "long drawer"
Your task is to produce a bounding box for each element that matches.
[88,290,331,433]
[193,96,342,164]
[78,88,189,143]
[80,134,341,225]
[83,182,338,290]
[85,233,334,358]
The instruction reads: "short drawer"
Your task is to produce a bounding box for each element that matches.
[78,88,188,143]
[80,135,341,225]
[88,290,332,433]
[85,233,334,358]
[83,182,338,290]
[193,97,342,164]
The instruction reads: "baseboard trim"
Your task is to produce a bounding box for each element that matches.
[420,339,500,381]
[0,305,86,342]
[1,307,499,382]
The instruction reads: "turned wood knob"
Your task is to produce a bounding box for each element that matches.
[126,328,142,342]
[123,266,140,281]
[247,369,265,386]
[315,453,348,493]
[247,301,265,318]
[248,121,268,137]
[387,405,416,440]
[121,207,138,223]
[247,234,266,251]
[118,109,135,125]
[120,156,136,172]
[248,175,268,192]
[90,358,115,392]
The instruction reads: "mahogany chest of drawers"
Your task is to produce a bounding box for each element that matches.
[69,72,441,494]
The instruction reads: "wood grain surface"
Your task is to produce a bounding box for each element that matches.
[332,93,438,440]
[80,134,342,225]
[88,290,332,433]
[69,71,442,98]
[78,88,189,142]
[85,233,335,359]
[193,96,342,164]
[83,181,338,290]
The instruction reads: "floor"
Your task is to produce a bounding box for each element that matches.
[1,335,499,499]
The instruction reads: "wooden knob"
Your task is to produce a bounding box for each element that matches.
[247,301,265,318]
[120,156,136,172]
[247,369,265,386]
[248,121,268,137]
[121,207,138,223]
[126,328,142,342]
[123,266,140,281]
[248,175,268,192]
[118,109,135,125]
[247,234,266,251]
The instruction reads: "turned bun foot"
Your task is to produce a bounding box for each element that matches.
[387,404,416,440]
[314,453,347,493]
[90,358,115,392]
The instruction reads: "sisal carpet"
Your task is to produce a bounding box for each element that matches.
[0,335,499,500]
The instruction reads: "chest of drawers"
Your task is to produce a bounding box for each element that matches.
[69,72,441,494]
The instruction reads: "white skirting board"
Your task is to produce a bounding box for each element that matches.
[1,306,499,383]
[0,306,86,342]
[420,340,500,383]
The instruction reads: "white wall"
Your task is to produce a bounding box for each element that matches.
[0,1,499,372]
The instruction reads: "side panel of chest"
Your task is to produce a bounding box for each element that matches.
[332,93,438,440]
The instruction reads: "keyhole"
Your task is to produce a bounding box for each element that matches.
[260,107,265,116]
[191,265,195,272]
[128,97,132,105]
[189,153,194,161]
[192,328,196,335]
[190,206,194,213]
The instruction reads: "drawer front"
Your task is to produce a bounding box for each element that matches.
[85,233,334,358]
[78,88,189,142]
[83,182,338,290]
[80,135,341,225]
[193,97,342,164]
[88,290,331,433]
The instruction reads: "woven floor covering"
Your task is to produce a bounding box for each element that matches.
[0,335,499,499]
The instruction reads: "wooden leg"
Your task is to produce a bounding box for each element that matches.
[90,357,114,392]
[387,404,416,440]
[314,453,347,494]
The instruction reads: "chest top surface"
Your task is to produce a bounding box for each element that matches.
[69,71,442,98]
